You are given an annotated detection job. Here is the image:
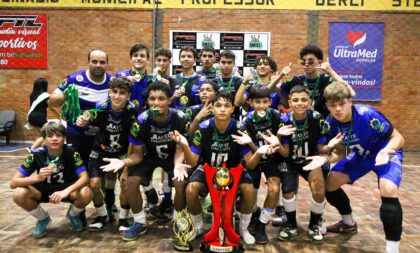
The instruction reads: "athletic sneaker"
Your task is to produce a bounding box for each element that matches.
[106,206,115,222]
[66,210,83,232]
[122,222,147,241]
[118,218,130,234]
[88,215,108,232]
[278,224,298,241]
[158,198,174,215]
[149,206,170,222]
[32,215,51,239]
[188,227,204,242]
[272,205,287,227]
[308,225,323,243]
[250,207,261,227]
[240,229,256,245]
[254,220,268,244]
[326,220,358,234]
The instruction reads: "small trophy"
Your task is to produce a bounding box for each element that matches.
[173,209,194,252]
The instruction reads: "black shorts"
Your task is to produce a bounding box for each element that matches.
[251,160,284,189]
[292,162,329,181]
[188,165,254,195]
[88,151,125,178]
[128,159,175,187]
[32,182,74,203]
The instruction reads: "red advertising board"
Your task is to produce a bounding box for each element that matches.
[0,14,48,68]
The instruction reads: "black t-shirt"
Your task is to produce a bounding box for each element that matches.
[171,73,208,112]
[280,110,328,165]
[18,144,86,184]
[87,100,138,157]
[241,108,285,163]
[129,108,189,162]
[281,73,333,117]
[191,118,250,168]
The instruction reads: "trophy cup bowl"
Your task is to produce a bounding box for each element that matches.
[215,167,232,188]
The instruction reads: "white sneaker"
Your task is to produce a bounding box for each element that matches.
[240,229,256,245]
[188,227,203,242]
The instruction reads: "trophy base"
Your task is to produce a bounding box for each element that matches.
[173,242,193,252]
[200,243,244,253]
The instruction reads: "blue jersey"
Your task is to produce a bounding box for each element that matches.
[324,104,394,157]
[115,69,154,111]
[171,73,207,112]
[54,70,111,136]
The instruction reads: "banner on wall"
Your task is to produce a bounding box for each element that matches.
[0,14,48,69]
[329,22,384,101]
[0,0,419,11]
[170,30,270,76]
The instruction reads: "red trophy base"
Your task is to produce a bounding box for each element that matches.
[200,163,244,253]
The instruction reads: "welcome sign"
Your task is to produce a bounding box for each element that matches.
[329,22,384,101]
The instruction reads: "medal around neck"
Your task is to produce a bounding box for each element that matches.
[148,107,161,117]
[173,209,194,252]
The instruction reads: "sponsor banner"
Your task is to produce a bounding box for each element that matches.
[329,22,384,101]
[170,30,270,76]
[0,0,419,11]
[0,14,48,69]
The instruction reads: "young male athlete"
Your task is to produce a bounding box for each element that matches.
[234,85,292,244]
[171,46,207,112]
[276,85,336,243]
[196,45,218,80]
[100,81,190,241]
[75,77,137,232]
[279,45,355,117]
[10,122,92,238]
[303,82,404,253]
[171,91,278,245]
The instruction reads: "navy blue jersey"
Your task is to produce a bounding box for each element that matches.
[213,76,243,98]
[171,73,207,112]
[129,108,189,161]
[241,108,284,163]
[18,145,86,184]
[196,68,218,80]
[281,110,327,164]
[54,70,112,136]
[86,100,138,157]
[185,104,213,124]
[191,118,250,168]
[281,73,333,117]
[115,69,154,111]
[323,104,394,157]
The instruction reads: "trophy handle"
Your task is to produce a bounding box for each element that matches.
[223,163,242,244]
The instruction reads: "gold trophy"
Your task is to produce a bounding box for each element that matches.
[173,209,194,252]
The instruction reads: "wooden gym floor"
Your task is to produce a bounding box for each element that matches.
[0,149,419,253]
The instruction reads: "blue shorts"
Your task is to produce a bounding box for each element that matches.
[331,149,403,186]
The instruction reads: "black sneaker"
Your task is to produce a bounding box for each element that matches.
[158,198,174,215]
[118,218,130,234]
[272,205,287,227]
[254,220,268,244]
[149,206,170,222]
[326,220,358,234]
[88,215,108,232]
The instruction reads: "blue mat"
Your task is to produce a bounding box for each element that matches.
[0,143,29,152]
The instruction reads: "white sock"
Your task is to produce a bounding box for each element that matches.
[283,195,296,212]
[69,204,84,216]
[172,209,179,221]
[191,213,203,230]
[96,204,107,217]
[133,210,146,224]
[342,214,355,226]
[278,190,283,206]
[310,198,326,214]
[386,240,400,253]
[29,205,48,220]
[239,213,252,231]
[119,207,129,219]
[259,208,274,224]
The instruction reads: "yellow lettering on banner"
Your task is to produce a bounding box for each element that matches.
[0,0,418,11]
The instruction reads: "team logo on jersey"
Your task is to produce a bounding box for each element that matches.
[185,108,193,119]
[23,154,34,169]
[130,122,141,137]
[74,151,83,167]
[369,118,381,130]
[76,74,84,82]
[184,121,190,134]
[180,95,189,105]
[192,130,202,146]
[320,119,330,134]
